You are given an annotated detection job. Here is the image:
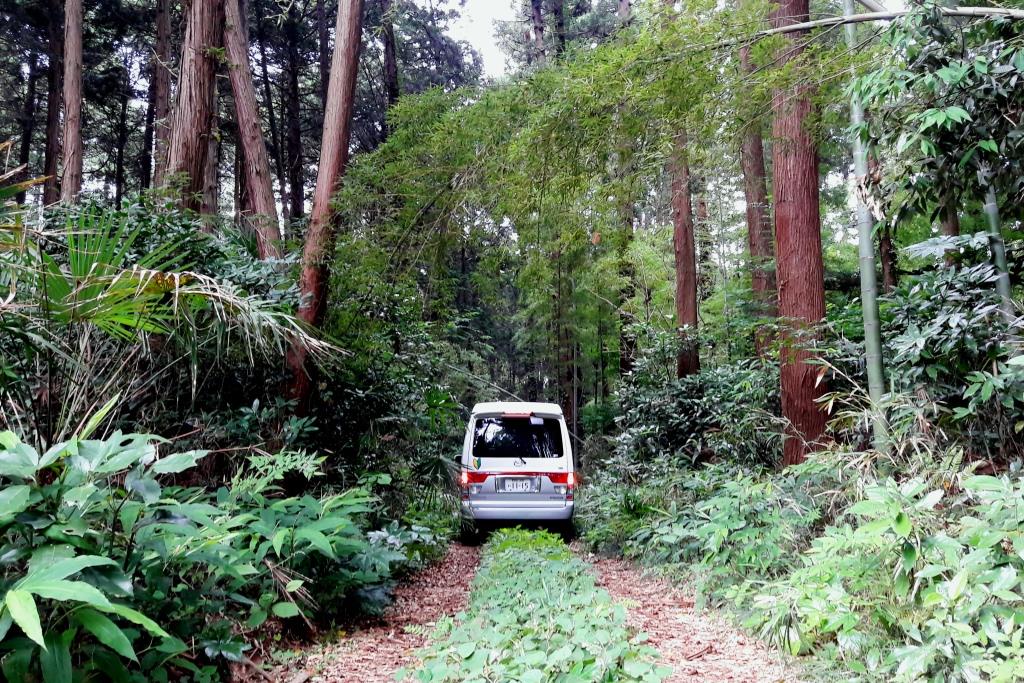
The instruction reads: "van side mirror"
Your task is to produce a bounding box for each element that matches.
[453,454,462,464]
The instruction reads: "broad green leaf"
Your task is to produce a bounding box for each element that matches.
[100,603,169,638]
[150,450,209,475]
[72,608,137,662]
[25,580,113,609]
[39,630,73,683]
[271,602,300,618]
[0,485,31,521]
[6,589,45,647]
[22,555,117,584]
[893,512,912,538]
[295,528,336,559]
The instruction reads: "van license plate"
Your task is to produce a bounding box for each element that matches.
[500,478,537,493]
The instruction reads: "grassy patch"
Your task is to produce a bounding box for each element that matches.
[401,528,669,682]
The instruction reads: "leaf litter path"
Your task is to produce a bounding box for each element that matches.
[283,542,792,683]
[584,551,793,683]
[283,543,480,683]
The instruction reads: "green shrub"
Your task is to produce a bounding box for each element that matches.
[404,529,669,682]
[743,473,1024,681]
[0,424,441,680]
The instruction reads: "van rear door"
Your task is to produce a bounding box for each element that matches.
[465,413,572,508]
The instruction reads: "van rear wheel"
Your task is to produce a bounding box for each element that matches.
[459,519,480,545]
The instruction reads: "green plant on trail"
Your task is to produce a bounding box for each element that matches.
[403,528,669,683]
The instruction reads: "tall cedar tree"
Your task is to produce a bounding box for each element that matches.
[670,130,699,377]
[665,0,699,377]
[152,0,173,187]
[771,0,827,465]
[738,26,776,353]
[224,0,282,257]
[59,0,83,202]
[286,0,365,405]
[165,0,223,212]
[43,0,62,204]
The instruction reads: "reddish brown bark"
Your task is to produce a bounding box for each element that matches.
[739,53,777,354]
[224,0,282,258]
[286,0,365,404]
[771,0,826,466]
[165,0,223,211]
[670,131,699,378]
[152,0,173,187]
[59,0,83,203]
[43,0,62,205]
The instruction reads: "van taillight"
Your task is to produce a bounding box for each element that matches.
[547,472,575,491]
[460,471,489,488]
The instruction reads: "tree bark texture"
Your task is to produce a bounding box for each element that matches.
[59,0,83,202]
[224,0,282,258]
[771,0,827,466]
[553,0,566,56]
[43,0,63,205]
[669,131,699,377]
[739,49,777,342]
[879,224,897,292]
[141,69,156,190]
[382,0,400,108]
[284,14,304,220]
[114,75,129,207]
[152,0,173,187]
[165,0,223,212]
[530,0,545,62]
[286,0,365,404]
[16,56,39,204]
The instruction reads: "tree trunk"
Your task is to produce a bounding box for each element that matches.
[618,0,631,24]
[739,47,777,354]
[552,0,566,56]
[255,8,290,223]
[382,0,400,108]
[152,0,173,187]
[59,0,84,203]
[16,56,39,205]
[43,0,63,205]
[317,0,330,109]
[141,69,156,191]
[879,224,897,293]
[114,77,129,207]
[286,0,365,404]
[284,19,304,220]
[224,0,282,258]
[669,131,699,377]
[941,200,960,266]
[201,87,220,220]
[530,0,545,62]
[165,0,223,211]
[771,0,827,466]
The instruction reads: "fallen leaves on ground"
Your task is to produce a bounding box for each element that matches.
[585,552,793,682]
[283,543,480,683]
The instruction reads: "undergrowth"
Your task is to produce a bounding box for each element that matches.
[402,528,669,682]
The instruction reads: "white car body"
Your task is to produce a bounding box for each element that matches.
[459,401,575,524]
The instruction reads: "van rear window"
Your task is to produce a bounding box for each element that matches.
[472,416,564,459]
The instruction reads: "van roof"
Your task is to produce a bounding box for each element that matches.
[471,401,564,417]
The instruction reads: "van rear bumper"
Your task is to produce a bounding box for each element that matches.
[463,500,574,521]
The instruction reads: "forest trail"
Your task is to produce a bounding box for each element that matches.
[285,544,481,683]
[584,552,790,683]
[283,541,792,682]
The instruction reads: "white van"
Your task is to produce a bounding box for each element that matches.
[457,401,575,538]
